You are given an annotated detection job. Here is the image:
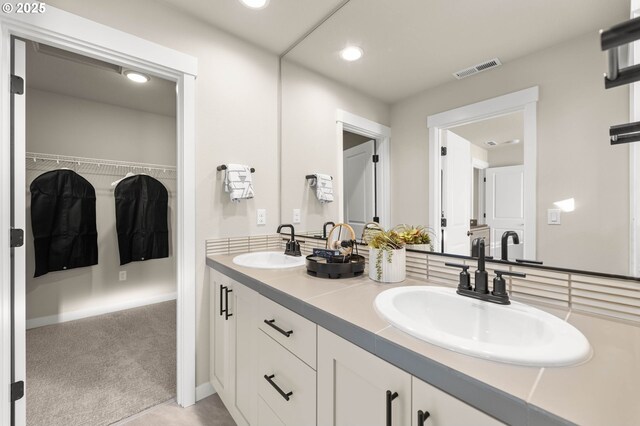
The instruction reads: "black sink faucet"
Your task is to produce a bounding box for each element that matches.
[446,237,526,305]
[501,231,520,261]
[323,221,335,239]
[277,224,301,257]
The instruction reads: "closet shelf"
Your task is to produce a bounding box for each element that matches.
[25,152,177,180]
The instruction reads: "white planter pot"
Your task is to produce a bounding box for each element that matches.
[369,247,406,283]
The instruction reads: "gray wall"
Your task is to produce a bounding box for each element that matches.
[390,32,629,274]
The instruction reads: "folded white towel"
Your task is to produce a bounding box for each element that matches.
[311,173,333,204]
[224,164,254,202]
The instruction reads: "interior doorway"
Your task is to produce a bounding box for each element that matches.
[343,131,376,237]
[20,40,178,426]
[1,8,197,426]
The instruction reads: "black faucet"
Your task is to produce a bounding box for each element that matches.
[446,238,526,305]
[277,224,301,257]
[501,231,520,261]
[323,221,335,239]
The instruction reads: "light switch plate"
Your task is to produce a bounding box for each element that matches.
[119,271,127,281]
[293,209,301,224]
[257,209,266,225]
[548,208,561,225]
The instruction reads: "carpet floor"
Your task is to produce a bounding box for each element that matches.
[26,300,176,426]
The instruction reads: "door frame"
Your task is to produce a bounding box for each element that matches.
[0,7,198,425]
[427,86,538,259]
[630,0,640,276]
[336,109,391,230]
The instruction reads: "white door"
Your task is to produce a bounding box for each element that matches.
[343,140,375,237]
[485,165,525,260]
[442,130,471,256]
[318,327,411,426]
[11,38,27,426]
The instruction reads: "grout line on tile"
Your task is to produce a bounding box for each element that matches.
[526,368,545,403]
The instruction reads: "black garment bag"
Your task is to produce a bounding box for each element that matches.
[114,175,169,265]
[30,169,98,277]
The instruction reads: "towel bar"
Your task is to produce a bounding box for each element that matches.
[217,164,255,172]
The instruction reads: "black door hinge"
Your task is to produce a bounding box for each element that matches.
[372,154,379,163]
[373,216,380,223]
[11,381,24,402]
[483,177,486,182]
[441,218,447,227]
[483,213,486,218]
[441,146,447,156]
[10,228,24,248]
[11,75,24,95]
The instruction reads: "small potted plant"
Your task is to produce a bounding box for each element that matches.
[394,224,435,252]
[363,223,406,283]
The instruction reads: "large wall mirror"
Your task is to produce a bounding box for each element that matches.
[280,0,635,277]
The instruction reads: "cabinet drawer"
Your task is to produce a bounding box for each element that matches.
[259,295,317,369]
[258,396,286,426]
[258,331,316,426]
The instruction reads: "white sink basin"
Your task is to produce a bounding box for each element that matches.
[374,286,591,367]
[232,251,305,269]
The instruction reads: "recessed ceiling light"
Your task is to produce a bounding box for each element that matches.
[239,0,270,9]
[123,70,150,83]
[504,138,521,145]
[340,46,363,62]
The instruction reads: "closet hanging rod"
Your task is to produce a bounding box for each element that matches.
[26,152,177,173]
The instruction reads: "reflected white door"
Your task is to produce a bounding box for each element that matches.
[11,38,27,426]
[485,165,525,259]
[343,140,375,237]
[442,131,471,256]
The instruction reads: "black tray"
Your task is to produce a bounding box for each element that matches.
[305,254,365,279]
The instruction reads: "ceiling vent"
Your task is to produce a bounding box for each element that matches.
[484,140,498,147]
[453,58,502,80]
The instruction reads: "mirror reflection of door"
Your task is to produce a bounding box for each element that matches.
[343,131,375,237]
[444,111,525,259]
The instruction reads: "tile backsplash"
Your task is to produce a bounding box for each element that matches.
[206,233,640,325]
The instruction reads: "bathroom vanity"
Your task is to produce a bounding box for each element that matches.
[207,254,640,426]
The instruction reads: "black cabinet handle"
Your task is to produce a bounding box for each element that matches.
[219,285,226,316]
[386,390,398,426]
[264,319,293,337]
[224,288,233,320]
[264,374,293,401]
[417,410,431,426]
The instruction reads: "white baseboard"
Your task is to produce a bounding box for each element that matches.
[196,382,216,402]
[26,292,177,329]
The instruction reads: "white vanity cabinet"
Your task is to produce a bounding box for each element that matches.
[411,378,503,426]
[210,270,259,426]
[317,327,412,426]
[209,268,504,426]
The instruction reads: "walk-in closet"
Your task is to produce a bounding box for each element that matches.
[23,41,178,426]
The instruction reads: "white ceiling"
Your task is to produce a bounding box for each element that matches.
[159,0,346,54]
[283,0,630,103]
[26,42,176,117]
[451,112,524,150]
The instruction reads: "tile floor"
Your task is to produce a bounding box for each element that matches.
[116,395,236,426]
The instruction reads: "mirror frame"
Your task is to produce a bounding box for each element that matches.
[427,87,538,259]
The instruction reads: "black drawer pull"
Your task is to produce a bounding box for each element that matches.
[224,288,233,320]
[386,390,398,426]
[264,374,293,401]
[219,285,226,316]
[417,410,431,426]
[264,319,293,337]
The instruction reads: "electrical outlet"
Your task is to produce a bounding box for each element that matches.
[119,271,127,281]
[293,208,301,224]
[257,209,266,225]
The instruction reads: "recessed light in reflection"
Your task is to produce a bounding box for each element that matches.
[240,0,270,9]
[123,70,150,83]
[340,46,364,62]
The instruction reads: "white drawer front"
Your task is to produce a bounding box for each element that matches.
[259,295,317,369]
[257,396,286,426]
[258,331,316,426]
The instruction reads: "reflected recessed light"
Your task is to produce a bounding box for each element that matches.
[239,0,270,9]
[340,46,363,62]
[504,139,521,145]
[123,70,150,83]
